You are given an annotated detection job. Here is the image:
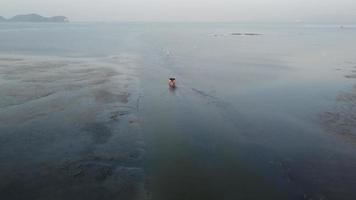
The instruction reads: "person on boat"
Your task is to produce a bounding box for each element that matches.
[169,78,176,88]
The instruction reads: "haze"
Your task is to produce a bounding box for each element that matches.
[1,0,356,23]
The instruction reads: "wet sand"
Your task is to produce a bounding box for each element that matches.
[0,55,146,200]
[320,66,356,143]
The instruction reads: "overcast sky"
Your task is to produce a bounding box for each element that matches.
[1,0,356,22]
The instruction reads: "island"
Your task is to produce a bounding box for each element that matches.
[0,14,69,23]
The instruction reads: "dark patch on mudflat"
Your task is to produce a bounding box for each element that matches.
[66,161,114,181]
[231,32,263,36]
[0,159,145,200]
[0,58,24,62]
[345,74,356,79]
[94,90,129,104]
[110,110,130,121]
[319,82,356,143]
[82,123,113,145]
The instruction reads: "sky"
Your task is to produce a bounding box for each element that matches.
[1,0,356,23]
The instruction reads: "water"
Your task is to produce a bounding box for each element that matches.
[0,22,356,200]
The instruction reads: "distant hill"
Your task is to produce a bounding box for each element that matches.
[0,14,69,23]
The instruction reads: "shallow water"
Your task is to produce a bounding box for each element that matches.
[0,22,356,199]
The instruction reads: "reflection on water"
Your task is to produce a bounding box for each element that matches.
[169,86,177,94]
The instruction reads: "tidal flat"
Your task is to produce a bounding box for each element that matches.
[0,55,146,200]
[0,23,356,200]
